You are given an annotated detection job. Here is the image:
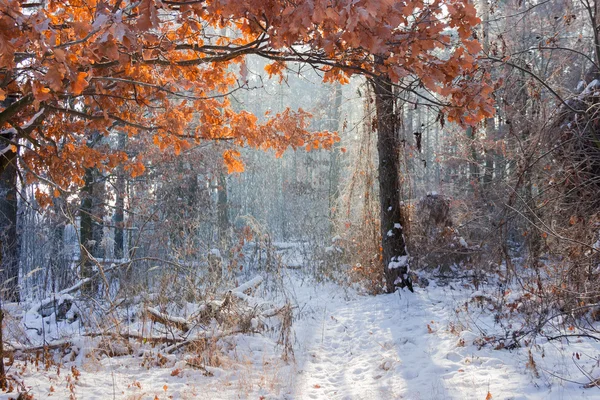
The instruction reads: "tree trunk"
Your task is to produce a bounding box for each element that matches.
[0,146,19,302]
[0,308,6,391]
[114,180,125,260]
[467,126,480,187]
[217,172,229,247]
[50,200,66,291]
[91,173,105,259]
[114,133,127,260]
[80,168,94,294]
[372,77,413,293]
[480,0,495,187]
[328,83,343,230]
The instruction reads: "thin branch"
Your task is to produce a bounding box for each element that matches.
[487,56,584,114]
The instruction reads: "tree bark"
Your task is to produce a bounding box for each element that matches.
[217,171,229,246]
[328,82,343,230]
[466,126,480,187]
[372,77,413,293]
[50,200,66,291]
[80,168,94,294]
[114,180,125,260]
[114,133,127,260]
[0,309,6,391]
[480,0,496,187]
[91,172,105,259]
[0,145,19,302]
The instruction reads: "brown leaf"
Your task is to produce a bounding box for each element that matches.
[45,64,65,92]
[72,21,92,39]
[137,0,159,31]
[71,72,89,95]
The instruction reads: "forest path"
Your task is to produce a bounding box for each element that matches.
[291,283,464,400]
[286,275,583,400]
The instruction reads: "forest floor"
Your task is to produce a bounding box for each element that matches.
[2,271,600,399]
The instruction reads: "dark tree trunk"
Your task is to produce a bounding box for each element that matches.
[114,133,126,260]
[466,126,480,187]
[114,178,125,260]
[50,200,66,291]
[481,0,495,188]
[217,172,229,246]
[0,308,6,391]
[80,168,94,294]
[372,77,413,293]
[0,147,19,302]
[91,173,105,259]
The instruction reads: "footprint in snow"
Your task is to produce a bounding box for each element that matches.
[483,358,504,368]
[446,351,463,362]
[403,368,420,380]
[353,367,366,375]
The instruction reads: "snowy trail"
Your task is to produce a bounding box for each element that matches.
[290,281,596,400]
[292,287,453,399]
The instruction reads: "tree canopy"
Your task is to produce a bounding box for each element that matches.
[0,0,493,203]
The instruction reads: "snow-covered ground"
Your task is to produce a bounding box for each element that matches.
[2,273,600,399]
[290,278,599,400]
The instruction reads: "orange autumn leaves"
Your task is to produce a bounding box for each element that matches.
[0,0,492,200]
[223,150,244,174]
[0,0,338,197]
[209,0,494,124]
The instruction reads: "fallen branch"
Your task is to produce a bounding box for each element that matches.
[146,307,191,332]
[7,276,281,360]
[148,276,266,332]
[165,329,259,354]
[5,339,72,354]
[584,378,600,389]
[233,276,264,294]
[546,333,600,342]
[28,263,122,316]
[5,328,246,356]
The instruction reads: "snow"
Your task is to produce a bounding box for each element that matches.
[21,107,45,130]
[4,273,600,399]
[389,255,409,270]
[0,129,17,156]
[233,275,263,294]
[275,242,305,268]
[290,281,599,400]
[0,128,17,136]
[579,79,600,98]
